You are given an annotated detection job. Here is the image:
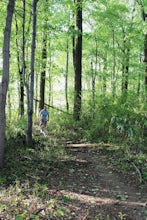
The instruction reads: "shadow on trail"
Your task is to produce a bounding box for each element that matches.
[39,143,147,220]
[1,138,147,220]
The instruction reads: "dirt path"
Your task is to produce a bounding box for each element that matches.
[47,141,147,220]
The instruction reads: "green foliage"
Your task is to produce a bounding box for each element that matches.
[1,111,147,219]
[49,93,147,158]
[6,116,27,142]
[80,96,115,142]
[109,96,147,152]
[1,0,147,218]
[0,176,6,184]
[49,110,84,140]
[15,216,23,220]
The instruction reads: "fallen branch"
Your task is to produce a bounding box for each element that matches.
[33,207,45,215]
[126,148,143,184]
[131,161,143,184]
[34,98,72,115]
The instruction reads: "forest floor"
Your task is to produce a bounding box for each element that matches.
[0,129,147,220]
[52,141,147,220]
[45,138,147,220]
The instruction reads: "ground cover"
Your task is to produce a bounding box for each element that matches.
[0,130,147,220]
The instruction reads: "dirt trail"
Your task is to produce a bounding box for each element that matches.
[48,141,147,220]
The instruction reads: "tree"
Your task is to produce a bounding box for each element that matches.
[0,0,147,150]
[0,0,15,167]
[73,0,82,120]
[65,35,69,112]
[39,0,48,110]
[137,0,147,100]
[26,0,38,146]
[14,12,25,117]
[144,33,147,100]
[39,31,47,110]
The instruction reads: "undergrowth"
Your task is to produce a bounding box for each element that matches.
[1,95,147,219]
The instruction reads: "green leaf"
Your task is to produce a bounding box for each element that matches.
[0,177,6,183]
[62,195,71,202]
[56,208,64,216]
[116,195,128,201]
[15,216,24,220]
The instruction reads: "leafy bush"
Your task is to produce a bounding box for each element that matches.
[78,93,147,151]
[6,116,27,142]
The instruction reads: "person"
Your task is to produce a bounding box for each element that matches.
[39,105,49,131]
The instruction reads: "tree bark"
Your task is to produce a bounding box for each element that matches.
[39,32,47,110]
[26,0,38,146]
[73,0,82,121]
[65,38,69,112]
[14,8,25,117]
[144,34,147,101]
[112,29,116,98]
[0,0,15,167]
[121,29,130,97]
[39,1,48,110]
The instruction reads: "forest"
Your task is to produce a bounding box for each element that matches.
[0,0,147,219]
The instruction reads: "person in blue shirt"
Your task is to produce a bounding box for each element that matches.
[39,105,49,130]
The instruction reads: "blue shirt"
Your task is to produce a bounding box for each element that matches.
[40,109,49,122]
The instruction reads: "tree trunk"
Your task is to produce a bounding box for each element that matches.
[39,32,47,110]
[144,33,147,101]
[73,0,82,121]
[121,29,130,97]
[65,38,69,112]
[47,39,52,106]
[39,0,49,110]
[20,0,26,117]
[91,61,96,119]
[26,0,38,146]
[112,29,116,98]
[103,57,107,93]
[35,73,39,114]
[122,48,130,93]
[0,0,15,167]
[14,11,25,117]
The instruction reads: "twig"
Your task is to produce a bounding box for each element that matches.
[126,148,143,183]
[131,161,143,183]
[34,98,72,115]
[33,207,45,215]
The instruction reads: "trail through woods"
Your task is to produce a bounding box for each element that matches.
[1,129,147,220]
[46,138,147,220]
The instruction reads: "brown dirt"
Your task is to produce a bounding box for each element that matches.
[46,141,147,220]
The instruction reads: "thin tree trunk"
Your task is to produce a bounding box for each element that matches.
[144,34,147,101]
[73,0,82,120]
[94,37,98,93]
[65,38,69,112]
[121,29,130,96]
[103,57,107,93]
[91,61,95,119]
[0,0,15,167]
[26,0,38,146]
[21,0,26,116]
[14,12,24,117]
[137,72,141,96]
[112,29,116,98]
[8,92,11,121]
[122,52,129,93]
[39,32,47,110]
[48,39,52,106]
[35,73,39,114]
